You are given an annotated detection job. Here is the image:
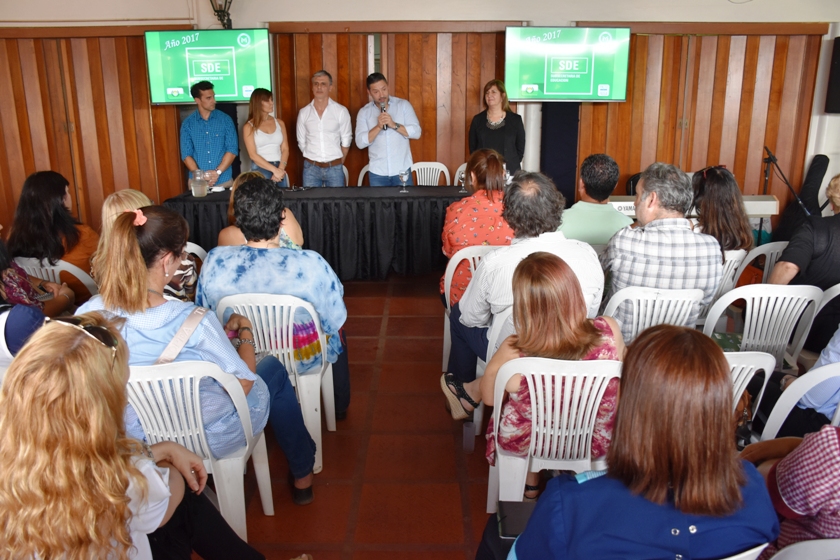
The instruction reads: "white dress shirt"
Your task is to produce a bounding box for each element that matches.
[459,231,604,329]
[296,98,353,162]
[355,96,421,176]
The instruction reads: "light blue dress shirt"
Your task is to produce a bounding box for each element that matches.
[354,96,421,176]
[798,323,840,418]
[179,109,239,183]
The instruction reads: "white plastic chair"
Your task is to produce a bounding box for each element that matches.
[14,256,98,296]
[761,361,840,440]
[357,164,369,186]
[454,162,468,185]
[127,361,274,541]
[718,544,769,560]
[603,286,704,343]
[342,165,349,186]
[185,241,207,262]
[697,249,748,328]
[798,282,840,370]
[703,284,822,373]
[216,294,335,474]
[724,352,776,413]
[470,306,514,437]
[734,241,789,285]
[411,162,450,186]
[442,245,498,371]
[486,357,622,512]
[771,538,840,559]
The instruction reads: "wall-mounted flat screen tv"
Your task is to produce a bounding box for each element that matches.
[505,27,631,102]
[145,28,271,104]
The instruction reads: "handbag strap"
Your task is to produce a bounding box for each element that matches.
[155,306,208,365]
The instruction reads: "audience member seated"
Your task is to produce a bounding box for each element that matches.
[741,425,840,559]
[478,325,779,560]
[217,171,304,248]
[0,312,266,560]
[690,165,753,252]
[79,205,317,505]
[448,172,603,385]
[442,252,625,498]
[98,189,197,301]
[769,173,840,354]
[601,162,723,341]
[7,170,99,303]
[0,228,74,317]
[196,177,351,419]
[557,153,632,245]
[440,148,514,307]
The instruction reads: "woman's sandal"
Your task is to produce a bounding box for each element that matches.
[440,373,480,421]
[523,484,541,502]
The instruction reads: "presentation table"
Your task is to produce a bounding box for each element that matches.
[164,186,469,281]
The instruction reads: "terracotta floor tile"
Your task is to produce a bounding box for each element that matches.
[344,281,390,298]
[389,297,443,316]
[354,483,464,544]
[390,280,443,298]
[363,434,457,481]
[350,550,468,560]
[381,337,442,363]
[346,297,386,316]
[319,431,364,481]
[338,390,371,432]
[348,362,375,392]
[345,315,383,336]
[371,393,453,433]
[468,482,494,543]
[378,362,442,394]
[346,336,380,363]
[464,435,493,481]
[386,315,444,337]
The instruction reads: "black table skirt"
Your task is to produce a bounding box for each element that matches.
[163,186,469,281]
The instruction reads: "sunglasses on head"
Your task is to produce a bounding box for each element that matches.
[698,165,726,179]
[48,317,119,357]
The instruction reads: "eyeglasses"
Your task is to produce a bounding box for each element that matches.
[698,165,726,179]
[48,317,119,362]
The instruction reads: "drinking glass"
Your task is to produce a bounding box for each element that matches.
[398,169,410,194]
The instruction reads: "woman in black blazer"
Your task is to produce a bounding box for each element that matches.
[468,79,526,172]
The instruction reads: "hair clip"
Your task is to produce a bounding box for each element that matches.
[124,208,147,226]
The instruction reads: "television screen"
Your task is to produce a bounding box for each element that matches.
[145,28,272,104]
[505,27,631,102]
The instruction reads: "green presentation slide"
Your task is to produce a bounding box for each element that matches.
[505,28,631,102]
[145,29,272,104]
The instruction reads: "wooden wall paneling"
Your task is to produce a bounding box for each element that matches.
[479,33,496,94]
[732,36,760,189]
[610,33,637,191]
[5,40,36,181]
[787,35,821,205]
[742,36,776,195]
[346,34,369,184]
[655,35,682,164]
[590,104,608,155]
[718,36,746,171]
[149,105,183,202]
[449,33,468,168]
[420,33,438,168]
[604,102,621,165]
[627,34,649,179]
[687,36,718,171]
[385,33,396,84]
[322,34,338,86]
[18,39,51,172]
[38,40,69,179]
[577,103,593,185]
[392,34,409,99]
[464,34,482,159]
[436,33,453,177]
[706,36,731,166]
[640,34,664,170]
[275,34,296,179]
[308,34,323,77]
[0,41,19,226]
[126,37,158,204]
[59,39,91,222]
[406,34,424,168]
[99,37,129,200]
[112,37,139,193]
[674,36,694,170]
[334,33,350,109]
[761,36,790,183]
[86,38,116,225]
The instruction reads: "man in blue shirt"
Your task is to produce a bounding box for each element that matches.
[355,73,421,187]
[180,81,239,186]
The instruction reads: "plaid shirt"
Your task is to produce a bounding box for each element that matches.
[600,218,722,341]
[760,425,840,559]
[180,109,239,183]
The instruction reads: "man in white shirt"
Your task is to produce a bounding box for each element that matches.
[448,172,604,383]
[296,70,353,187]
[354,72,421,187]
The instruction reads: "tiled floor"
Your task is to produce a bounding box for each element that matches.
[239,273,491,560]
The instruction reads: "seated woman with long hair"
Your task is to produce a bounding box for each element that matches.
[440,149,514,307]
[484,326,779,560]
[0,312,266,560]
[217,171,304,248]
[78,205,317,505]
[442,252,625,498]
[691,165,753,252]
[7,170,99,302]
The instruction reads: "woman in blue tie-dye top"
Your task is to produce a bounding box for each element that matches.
[196,177,351,418]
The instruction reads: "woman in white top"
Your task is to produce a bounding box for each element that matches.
[244,88,290,188]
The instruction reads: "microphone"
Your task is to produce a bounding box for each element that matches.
[380,102,387,131]
[764,146,778,163]
[763,145,810,217]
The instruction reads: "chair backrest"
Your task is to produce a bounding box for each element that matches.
[357,164,370,186]
[714,249,748,301]
[454,162,468,185]
[603,287,705,343]
[411,162,451,186]
[215,293,329,376]
[14,257,98,296]
[185,241,207,262]
[817,281,840,315]
[734,241,789,285]
[770,538,840,560]
[724,352,776,412]
[486,306,514,363]
[717,543,769,560]
[761,361,840,440]
[493,357,622,473]
[443,245,498,314]
[342,165,349,186]
[127,360,253,459]
[703,284,822,367]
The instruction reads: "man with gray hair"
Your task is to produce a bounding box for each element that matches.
[601,162,723,341]
[296,70,353,186]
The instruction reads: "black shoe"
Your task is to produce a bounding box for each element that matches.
[336,409,348,421]
[293,485,314,505]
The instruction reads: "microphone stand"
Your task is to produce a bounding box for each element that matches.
[760,146,810,243]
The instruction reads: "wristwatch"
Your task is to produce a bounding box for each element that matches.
[215,168,222,175]
[393,123,402,131]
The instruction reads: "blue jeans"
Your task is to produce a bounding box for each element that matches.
[369,170,414,187]
[256,356,316,479]
[446,303,489,384]
[302,160,345,187]
[252,162,289,188]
